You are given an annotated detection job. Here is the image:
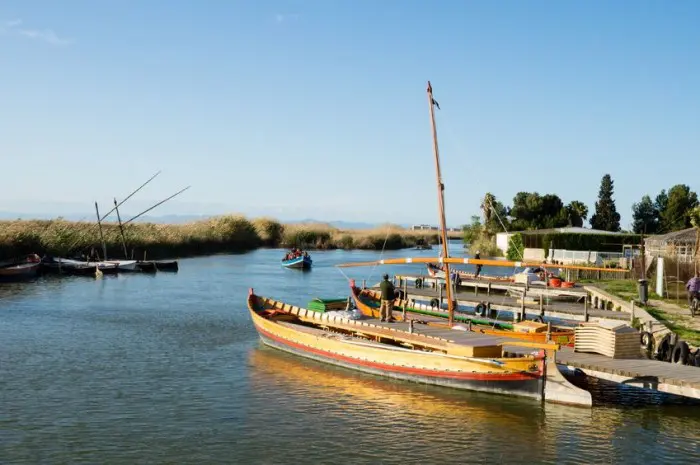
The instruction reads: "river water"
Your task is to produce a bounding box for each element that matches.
[1,247,700,464]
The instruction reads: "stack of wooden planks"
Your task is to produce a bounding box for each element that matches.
[573,321,641,359]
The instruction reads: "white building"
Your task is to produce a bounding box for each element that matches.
[495,226,634,265]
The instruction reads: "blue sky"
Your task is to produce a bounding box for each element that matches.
[1,1,698,229]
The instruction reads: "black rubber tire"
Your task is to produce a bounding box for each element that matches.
[395,290,405,300]
[640,331,654,352]
[415,278,423,289]
[693,351,700,367]
[656,334,672,362]
[475,302,486,316]
[671,340,690,365]
[429,298,439,309]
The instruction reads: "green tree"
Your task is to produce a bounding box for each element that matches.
[509,192,568,230]
[506,232,524,260]
[566,201,589,227]
[631,195,659,234]
[462,215,482,245]
[659,184,698,232]
[590,174,621,231]
[480,193,509,236]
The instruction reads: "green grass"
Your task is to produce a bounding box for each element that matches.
[586,279,700,346]
[0,216,447,260]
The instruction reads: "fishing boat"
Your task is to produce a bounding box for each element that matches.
[282,251,312,269]
[415,239,432,250]
[40,257,119,275]
[105,259,138,271]
[0,254,41,282]
[154,260,179,272]
[348,280,575,346]
[247,288,548,401]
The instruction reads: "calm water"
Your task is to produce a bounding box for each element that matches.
[2,247,700,464]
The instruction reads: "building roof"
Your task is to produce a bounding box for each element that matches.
[644,227,697,245]
[497,226,632,236]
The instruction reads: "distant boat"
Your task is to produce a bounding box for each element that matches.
[40,257,119,275]
[0,254,41,282]
[282,253,312,269]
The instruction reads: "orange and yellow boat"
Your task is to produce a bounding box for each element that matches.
[247,288,549,401]
[349,281,576,346]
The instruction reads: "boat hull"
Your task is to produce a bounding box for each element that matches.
[0,262,40,282]
[282,256,312,269]
[257,329,543,399]
[426,263,514,283]
[248,292,545,402]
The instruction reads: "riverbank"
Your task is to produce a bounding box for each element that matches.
[0,215,458,260]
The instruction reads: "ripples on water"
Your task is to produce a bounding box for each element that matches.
[1,248,700,464]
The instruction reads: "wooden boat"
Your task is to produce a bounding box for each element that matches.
[0,254,41,282]
[348,281,576,346]
[247,288,548,401]
[154,260,179,272]
[426,262,515,283]
[40,257,119,275]
[282,254,312,269]
[105,259,138,271]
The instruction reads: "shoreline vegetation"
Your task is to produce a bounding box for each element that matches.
[0,216,461,260]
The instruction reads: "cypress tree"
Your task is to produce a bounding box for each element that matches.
[590,174,621,231]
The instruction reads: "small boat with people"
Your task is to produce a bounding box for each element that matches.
[0,254,42,282]
[282,248,312,269]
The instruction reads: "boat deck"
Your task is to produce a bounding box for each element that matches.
[377,285,629,323]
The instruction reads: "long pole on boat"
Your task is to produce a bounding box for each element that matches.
[122,186,191,226]
[113,198,129,259]
[94,202,108,261]
[99,170,161,222]
[427,81,455,326]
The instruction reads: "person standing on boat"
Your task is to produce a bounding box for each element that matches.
[473,250,482,278]
[379,273,396,322]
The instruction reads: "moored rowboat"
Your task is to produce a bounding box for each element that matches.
[426,263,514,283]
[247,288,547,401]
[348,281,575,346]
[0,255,41,282]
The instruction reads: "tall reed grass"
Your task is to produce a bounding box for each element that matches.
[0,216,446,260]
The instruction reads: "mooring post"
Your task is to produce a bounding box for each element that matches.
[539,294,544,316]
[546,322,552,342]
[438,285,443,307]
[630,300,635,325]
[403,279,408,300]
[362,279,366,289]
[487,282,491,296]
[519,297,525,322]
[584,297,589,322]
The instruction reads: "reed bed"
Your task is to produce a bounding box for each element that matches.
[0,216,444,260]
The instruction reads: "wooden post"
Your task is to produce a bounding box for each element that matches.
[519,297,525,322]
[630,300,635,325]
[113,198,129,259]
[94,202,107,261]
[487,282,491,296]
[546,322,551,342]
[438,285,443,308]
[539,294,544,316]
[584,297,589,322]
[362,279,366,289]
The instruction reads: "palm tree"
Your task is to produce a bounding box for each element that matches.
[690,206,700,263]
[481,193,495,226]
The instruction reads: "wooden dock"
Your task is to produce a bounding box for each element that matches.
[373,283,630,324]
[395,274,589,300]
[369,315,700,404]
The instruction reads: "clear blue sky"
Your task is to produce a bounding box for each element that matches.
[1,1,698,229]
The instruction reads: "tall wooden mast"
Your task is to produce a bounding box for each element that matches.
[427,81,455,326]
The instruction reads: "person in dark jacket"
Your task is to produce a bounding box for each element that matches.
[473,250,482,278]
[379,273,396,322]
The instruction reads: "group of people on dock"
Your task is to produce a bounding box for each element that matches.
[283,248,309,261]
